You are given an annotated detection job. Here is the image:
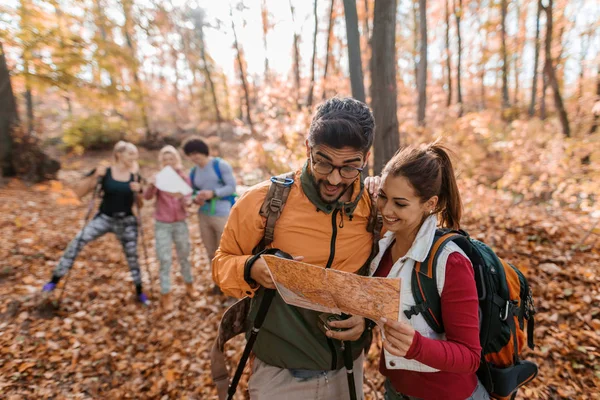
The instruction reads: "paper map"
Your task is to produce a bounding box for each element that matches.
[155,166,192,195]
[262,255,400,321]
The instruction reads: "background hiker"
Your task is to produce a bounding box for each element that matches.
[370,142,487,400]
[42,141,150,306]
[144,145,195,311]
[183,136,236,295]
[212,97,378,399]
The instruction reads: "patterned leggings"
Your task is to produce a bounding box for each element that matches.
[53,213,142,288]
[154,220,192,294]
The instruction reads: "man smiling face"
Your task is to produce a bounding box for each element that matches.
[307,143,366,204]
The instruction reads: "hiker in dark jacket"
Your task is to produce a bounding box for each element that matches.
[213,97,377,399]
[41,141,150,305]
[183,137,236,294]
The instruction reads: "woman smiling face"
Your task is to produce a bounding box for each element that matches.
[377,174,437,235]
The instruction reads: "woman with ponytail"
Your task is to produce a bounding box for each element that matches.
[42,141,150,306]
[369,142,488,399]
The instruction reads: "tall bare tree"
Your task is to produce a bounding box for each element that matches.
[363,0,371,41]
[371,0,399,174]
[0,41,17,178]
[591,65,600,134]
[230,4,253,132]
[122,0,151,139]
[501,0,510,110]
[18,0,35,135]
[289,0,301,109]
[445,0,452,107]
[343,0,366,102]
[529,0,542,117]
[190,8,222,123]
[453,0,463,115]
[412,0,419,85]
[417,0,427,125]
[322,0,336,99]
[307,0,319,107]
[512,0,525,106]
[543,0,570,137]
[260,0,270,82]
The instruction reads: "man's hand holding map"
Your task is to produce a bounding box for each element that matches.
[261,255,400,322]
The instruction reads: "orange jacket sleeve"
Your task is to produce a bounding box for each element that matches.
[212,184,269,298]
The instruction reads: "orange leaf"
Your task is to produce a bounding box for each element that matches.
[165,369,176,382]
[18,362,36,373]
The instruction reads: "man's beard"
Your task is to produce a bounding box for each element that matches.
[311,176,349,204]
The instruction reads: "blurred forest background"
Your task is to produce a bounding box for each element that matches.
[1,0,599,399]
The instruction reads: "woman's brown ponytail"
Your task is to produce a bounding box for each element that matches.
[428,144,462,230]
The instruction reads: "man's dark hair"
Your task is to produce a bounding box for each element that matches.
[307,97,375,153]
[182,136,209,156]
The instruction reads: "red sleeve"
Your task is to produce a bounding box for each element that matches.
[143,184,157,200]
[404,252,481,373]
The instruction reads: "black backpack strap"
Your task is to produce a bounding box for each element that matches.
[406,230,466,333]
[253,172,295,254]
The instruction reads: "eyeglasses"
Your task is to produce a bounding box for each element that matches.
[310,152,364,179]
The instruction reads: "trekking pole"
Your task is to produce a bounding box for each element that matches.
[56,177,102,307]
[342,341,358,400]
[135,176,154,300]
[227,288,276,399]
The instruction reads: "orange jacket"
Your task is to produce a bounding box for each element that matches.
[213,168,375,299]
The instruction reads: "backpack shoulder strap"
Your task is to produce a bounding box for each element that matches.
[190,166,198,191]
[407,229,467,333]
[253,172,295,253]
[212,157,224,184]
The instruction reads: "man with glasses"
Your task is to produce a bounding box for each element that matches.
[213,97,377,399]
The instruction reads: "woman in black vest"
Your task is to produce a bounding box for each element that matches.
[42,141,149,305]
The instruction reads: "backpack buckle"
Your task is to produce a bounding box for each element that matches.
[269,198,283,212]
[404,303,428,320]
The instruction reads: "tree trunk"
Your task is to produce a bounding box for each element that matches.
[322,0,336,100]
[0,41,17,178]
[25,82,34,135]
[230,5,254,132]
[371,0,399,174]
[478,0,487,110]
[307,0,319,108]
[122,0,151,139]
[417,0,427,126]
[289,0,302,109]
[343,0,366,102]
[94,0,116,90]
[445,0,452,107]
[261,0,270,82]
[412,0,419,87]
[501,0,510,110]
[194,13,222,124]
[363,0,371,41]
[512,0,524,106]
[529,0,542,117]
[540,66,548,120]
[590,65,600,134]
[454,0,463,115]
[543,0,570,137]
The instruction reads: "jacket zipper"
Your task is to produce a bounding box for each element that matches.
[326,209,339,369]
[325,209,339,269]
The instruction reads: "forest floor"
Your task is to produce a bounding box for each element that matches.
[1,135,599,399]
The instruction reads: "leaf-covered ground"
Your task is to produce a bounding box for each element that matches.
[1,164,599,399]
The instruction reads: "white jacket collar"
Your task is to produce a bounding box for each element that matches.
[379,215,438,262]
